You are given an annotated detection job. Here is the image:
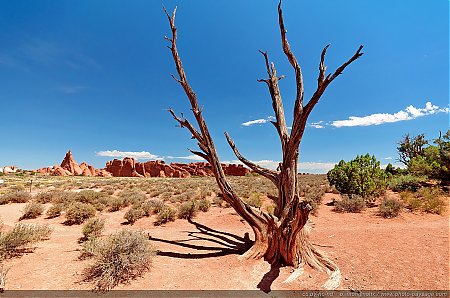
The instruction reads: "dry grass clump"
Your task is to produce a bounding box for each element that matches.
[0,223,52,259]
[83,230,155,291]
[401,187,447,215]
[334,194,366,213]
[378,197,402,218]
[212,196,224,207]
[65,202,96,225]
[147,199,164,214]
[19,201,44,220]
[82,217,105,240]
[101,186,115,196]
[154,206,176,226]
[0,190,31,205]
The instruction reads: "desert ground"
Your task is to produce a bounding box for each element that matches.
[0,174,448,291]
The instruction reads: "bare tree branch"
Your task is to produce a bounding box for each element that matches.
[257,51,289,150]
[224,132,279,185]
[278,0,304,119]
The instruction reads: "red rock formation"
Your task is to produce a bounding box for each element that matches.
[60,150,83,175]
[80,162,96,176]
[96,169,113,177]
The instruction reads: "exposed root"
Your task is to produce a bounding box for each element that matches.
[299,221,341,290]
[282,267,304,283]
[238,243,265,260]
[0,264,9,293]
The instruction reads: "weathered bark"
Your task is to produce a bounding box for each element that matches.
[164,1,362,289]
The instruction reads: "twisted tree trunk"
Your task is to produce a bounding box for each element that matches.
[163,1,363,289]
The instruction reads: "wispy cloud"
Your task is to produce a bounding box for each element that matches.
[59,85,88,94]
[331,102,448,128]
[384,157,393,160]
[96,150,160,160]
[166,155,206,161]
[242,116,275,127]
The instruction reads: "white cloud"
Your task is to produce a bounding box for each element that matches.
[384,157,393,160]
[331,101,447,128]
[308,121,325,129]
[96,150,160,160]
[242,116,276,127]
[221,159,335,174]
[166,155,206,161]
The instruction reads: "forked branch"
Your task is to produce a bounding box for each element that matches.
[225,132,279,185]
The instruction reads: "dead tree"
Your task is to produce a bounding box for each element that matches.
[164,1,363,289]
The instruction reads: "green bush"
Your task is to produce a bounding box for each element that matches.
[327,154,387,202]
[45,204,64,218]
[124,206,145,225]
[0,190,31,205]
[154,206,176,226]
[379,197,402,218]
[0,223,52,259]
[83,230,155,291]
[19,201,44,220]
[197,199,211,212]
[82,217,105,239]
[388,175,426,192]
[65,202,96,225]
[333,194,366,213]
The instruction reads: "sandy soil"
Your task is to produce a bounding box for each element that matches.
[1,193,448,291]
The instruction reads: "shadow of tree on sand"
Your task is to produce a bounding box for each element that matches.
[148,219,252,259]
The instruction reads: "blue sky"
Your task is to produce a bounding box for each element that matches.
[0,0,448,173]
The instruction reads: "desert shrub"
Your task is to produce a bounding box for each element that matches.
[82,217,105,239]
[83,230,155,291]
[333,194,366,213]
[400,191,422,212]
[0,190,31,205]
[400,187,446,214]
[0,223,52,259]
[101,186,115,196]
[212,197,223,207]
[65,202,96,225]
[379,197,402,218]
[327,154,387,201]
[34,190,59,204]
[388,175,426,192]
[147,199,164,214]
[107,197,126,212]
[244,193,262,208]
[418,187,446,214]
[155,206,176,226]
[197,199,211,212]
[158,191,173,201]
[118,189,146,206]
[45,204,64,219]
[19,201,44,220]
[79,237,103,260]
[124,206,145,225]
[140,201,153,216]
[304,184,325,215]
[178,201,198,220]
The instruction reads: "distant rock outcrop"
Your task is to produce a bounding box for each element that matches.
[34,151,249,178]
[35,150,99,177]
[104,158,248,177]
[2,166,20,174]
